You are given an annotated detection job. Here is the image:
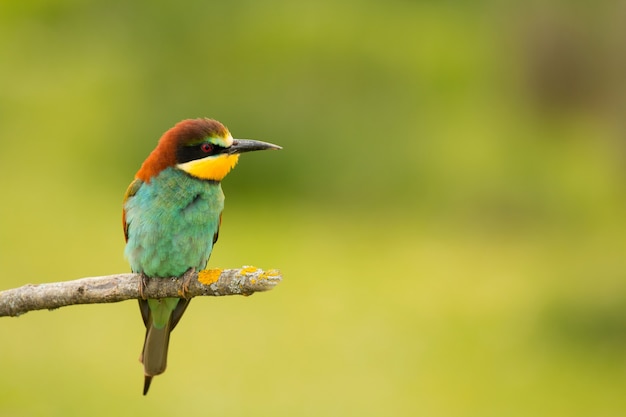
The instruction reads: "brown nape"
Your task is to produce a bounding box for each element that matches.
[174,118,228,145]
[135,118,229,182]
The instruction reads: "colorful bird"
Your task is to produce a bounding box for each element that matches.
[122,118,280,395]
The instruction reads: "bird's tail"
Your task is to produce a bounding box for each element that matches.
[141,319,171,395]
[139,298,190,395]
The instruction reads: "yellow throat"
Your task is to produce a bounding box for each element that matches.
[176,154,240,181]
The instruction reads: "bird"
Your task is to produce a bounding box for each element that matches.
[122,118,281,395]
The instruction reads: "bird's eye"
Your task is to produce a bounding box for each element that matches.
[201,143,213,153]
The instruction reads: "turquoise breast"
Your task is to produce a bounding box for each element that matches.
[124,167,224,277]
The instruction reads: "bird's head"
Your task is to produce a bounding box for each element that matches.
[136,118,281,182]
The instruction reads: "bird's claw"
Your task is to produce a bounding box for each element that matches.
[138,272,150,300]
[180,267,196,299]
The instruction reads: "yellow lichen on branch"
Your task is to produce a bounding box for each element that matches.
[198,268,222,285]
[259,269,281,280]
[239,266,258,274]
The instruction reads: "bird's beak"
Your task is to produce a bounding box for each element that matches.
[228,139,282,154]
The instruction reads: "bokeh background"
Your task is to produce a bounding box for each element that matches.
[2,0,626,416]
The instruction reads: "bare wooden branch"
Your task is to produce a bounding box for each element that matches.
[0,267,282,317]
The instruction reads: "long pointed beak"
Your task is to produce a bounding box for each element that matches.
[228,139,282,154]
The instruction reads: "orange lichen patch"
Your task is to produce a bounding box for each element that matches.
[198,268,222,285]
[239,266,258,275]
[259,269,280,280]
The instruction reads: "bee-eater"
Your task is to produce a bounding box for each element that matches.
[122,118,280,395]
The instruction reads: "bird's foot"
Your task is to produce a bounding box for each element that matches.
[180,267,196,299]
[138,272,150,300]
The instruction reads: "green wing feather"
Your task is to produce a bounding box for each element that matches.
[122,178,143,243]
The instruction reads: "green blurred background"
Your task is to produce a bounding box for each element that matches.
[2,0,626,416]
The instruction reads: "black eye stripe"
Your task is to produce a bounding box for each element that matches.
[176,142,227,164]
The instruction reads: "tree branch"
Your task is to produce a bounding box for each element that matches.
[0,267,282,317]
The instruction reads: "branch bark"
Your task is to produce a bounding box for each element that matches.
[0,267,282,317]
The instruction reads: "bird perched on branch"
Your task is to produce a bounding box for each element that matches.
[122,118,280,395]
